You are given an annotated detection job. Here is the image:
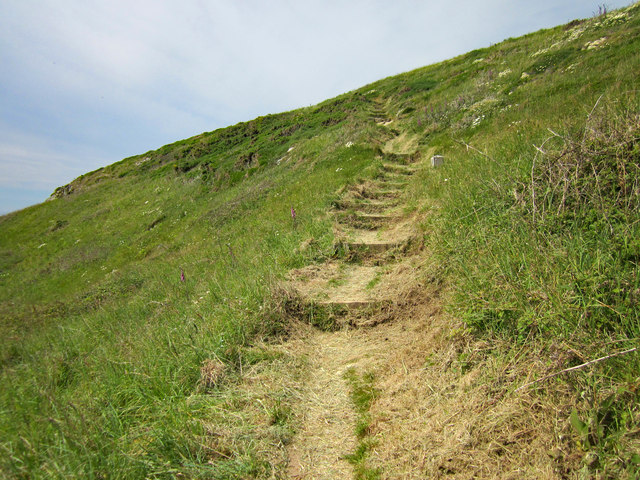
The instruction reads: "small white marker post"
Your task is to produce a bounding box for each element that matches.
[431,155,444,167]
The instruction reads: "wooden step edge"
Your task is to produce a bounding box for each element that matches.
[315,299,378,309]
[345,241,401,253]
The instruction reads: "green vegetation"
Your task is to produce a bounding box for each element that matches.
[344,368,380,480]
[1,3,640,478]
[0,100,379,477]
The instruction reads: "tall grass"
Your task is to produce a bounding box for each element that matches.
[416,95,640,343]
[408,90,640,478]
[0,115,378,476]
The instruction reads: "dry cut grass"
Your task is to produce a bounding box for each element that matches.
[317,273,585,479]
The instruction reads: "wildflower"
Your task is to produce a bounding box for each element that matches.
[291,206,296,220]
[180,269,185,282]
[471,115,485,128]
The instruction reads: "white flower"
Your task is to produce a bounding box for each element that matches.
[584,37,607,50]
[471,115,485,128]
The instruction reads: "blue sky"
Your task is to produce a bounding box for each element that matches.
[0,0,631,214]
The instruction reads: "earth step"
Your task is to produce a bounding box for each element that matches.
[382,163,416,175]
[357,213,396,222]
[336,213,398,230]
[376,173,411,183]
[384,152,421,165]
[290,264,386,307]
[316,299,378,309]
[346,184,401,200]
[342,225,415,253]
[346,240,403,254]
[360,189,401,200]
[342,183,402,201]
[371,180,407,190]
[333,199,399,212]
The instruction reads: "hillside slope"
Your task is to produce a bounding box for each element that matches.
[1,4,640,478]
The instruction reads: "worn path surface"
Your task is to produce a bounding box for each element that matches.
[285,121,425,478]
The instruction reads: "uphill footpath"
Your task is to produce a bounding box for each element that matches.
[285,135,426,478]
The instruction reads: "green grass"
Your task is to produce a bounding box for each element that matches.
[2,2,640,477]
[343,368,381,480]
[365,272,382,290]
[0,118,378,477]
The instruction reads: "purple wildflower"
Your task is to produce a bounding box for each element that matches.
[180,269,185,282]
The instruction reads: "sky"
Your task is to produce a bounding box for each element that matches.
[0,0,631,214]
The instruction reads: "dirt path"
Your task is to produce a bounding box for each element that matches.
[286,329,359,479]
[285,139,424,478]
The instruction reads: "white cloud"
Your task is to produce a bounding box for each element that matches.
[0,126,109,190]
[0,0,632,213]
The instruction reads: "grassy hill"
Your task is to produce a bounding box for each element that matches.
[1,4,640,478]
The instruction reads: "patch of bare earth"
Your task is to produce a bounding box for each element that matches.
[285,325,358,479]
